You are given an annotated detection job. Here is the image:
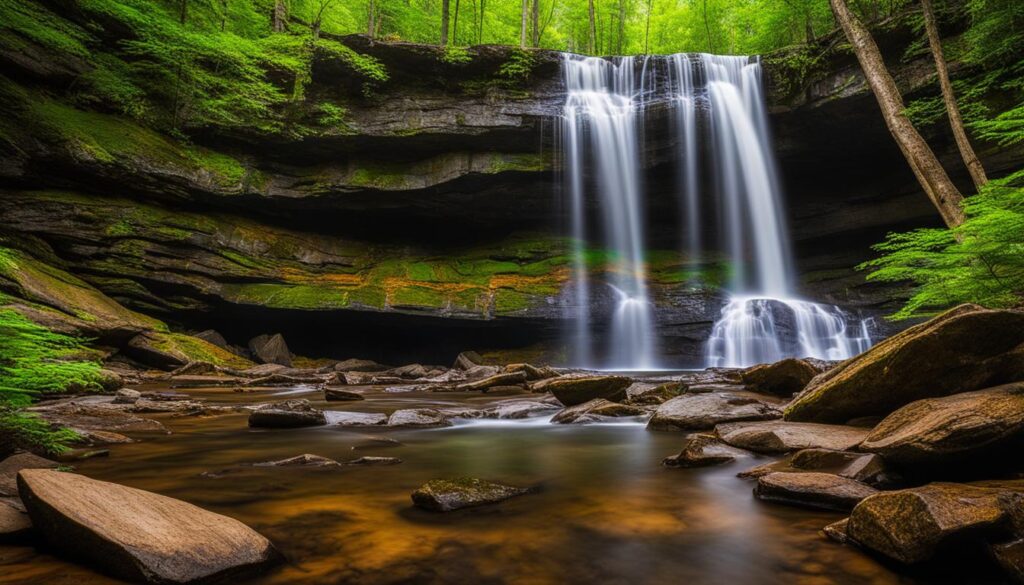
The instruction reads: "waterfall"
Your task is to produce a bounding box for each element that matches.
[561,53,873,370]
[562,55,657,370]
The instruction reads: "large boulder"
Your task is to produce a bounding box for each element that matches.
[551,399,644,424]
[847,481,1024,564]
[859,383,1024,466]
[741,358,818,396]
[625,381,683,405]
[18,469,279,583]
[247,334,292,367]
[716,421,870,454]
[785,305,1024,423]
[647,392,781,431]
[248,399,326,428]
[544,375,632,406]
[411,478,532,512]
[452,351,485,370]
[663,434,751,468]
[0,498,31,543]
[754,472,878,511]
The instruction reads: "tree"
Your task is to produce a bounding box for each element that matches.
[588,0,596,53]
[454,0,462,44]
[520,0,528,48]
[311,0,336,39]
[644,0,652,53]
[271,0,287,32]
[179,0,188,24]
[921,0,988,190]
[367,0,376,38]
[702,0,714,53]
[532,0,540,47]
[441,0,450,45]
[829,0,965,227]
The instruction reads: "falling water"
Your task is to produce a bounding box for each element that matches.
[690,55,873,367]
[561,52,873,369]
[562,55,657,370]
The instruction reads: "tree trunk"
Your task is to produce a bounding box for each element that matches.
[532,0,540,47]
[644,0,652,53]
[520,0,528,48]
[272,0,287,32]
[829,0,965,227]
[921,0,988,189]
[588,0,596,54]
[454,0,461,43]
[617,0,625,54]
[220,0,228,31]
[368,0,375,37]
[441,0,450,45]
[179,0,187,24]
[479,0,485,42]
[702,0,714,53]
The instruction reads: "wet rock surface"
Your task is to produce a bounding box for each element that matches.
[411,478,533,512]
[754,472,878,512]
[716,421,870,454]
[551,399,645,424]
[785,305,1024,423]
[859,383,1024,467]
[248,400,327,428]
[647,392,782,431]
[663,434,751,468]
[741,358,818,396]
[544,376,632,406]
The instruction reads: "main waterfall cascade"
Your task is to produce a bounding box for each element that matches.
[561,53,875,369]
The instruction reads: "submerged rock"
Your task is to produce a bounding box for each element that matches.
[18,469,279,583]
[387,409,452,428]
[785,304,1024,423]
[847,481,1024,564]
[647,392,781,431]
[822,518,851,544]
[551,399,644,424]
[345,456,402,465]
[254,454,340,467]
[716,421,870,454]
[741,358,818,396]
[663,434,751,468]
[248,399,326,428]
[411,478,533,512]
[754,472,878,511]
[247,333,292,367]
[544,375,631,406]
[859,383,1024,466]
[324,388,365,401]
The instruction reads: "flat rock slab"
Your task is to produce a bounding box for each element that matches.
[326,411,389,426]
[754,472,878,511]
[18,469,279,584]
[648,392,782,431]
[551,399,644,424]
[345,456,402,465]
[411,478,533,512]
[324,388,365,401]
[387,409,452,428]
[32,404,168,435]
[716,421,870,453]
[663,434,751,468]
[254,454,340,467]
[248,399,326,428]
[860,383,1024,466]
[544,376,632,406]
[483,400,560,420]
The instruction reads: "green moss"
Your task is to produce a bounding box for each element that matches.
[146,331,252,369]
[389,286,448,309]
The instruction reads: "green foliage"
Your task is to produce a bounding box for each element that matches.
[498,49,536,80]
[0,308,105,406]
[441,45,473,64]
[861,171,1024,320]
[0,406,79,457]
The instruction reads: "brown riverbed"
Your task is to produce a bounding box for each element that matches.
[0,384,944,585]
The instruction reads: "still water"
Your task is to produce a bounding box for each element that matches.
[1,386,915,585]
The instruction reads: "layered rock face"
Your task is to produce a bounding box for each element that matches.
[2,10,1019,364]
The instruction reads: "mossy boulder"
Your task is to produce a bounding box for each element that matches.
[859,383,1024,466]
[785,305,1024,424]
[127,332,254,371]
[847,481,1024,564]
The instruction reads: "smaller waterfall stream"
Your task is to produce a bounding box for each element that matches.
[563,55,657,370]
